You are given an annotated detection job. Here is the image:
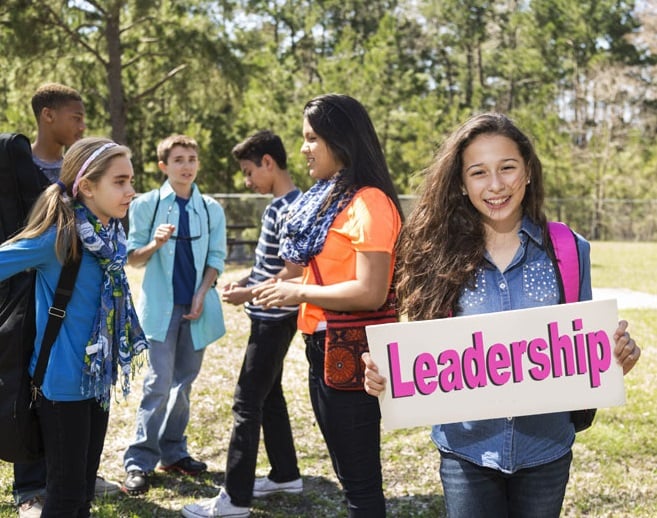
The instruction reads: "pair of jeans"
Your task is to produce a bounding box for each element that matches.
[439,450,573,518]
[304,332,386,518]
[37,396,109,518]
[13,459,46,505]
[124,305,204,472]
[225,315,300,507]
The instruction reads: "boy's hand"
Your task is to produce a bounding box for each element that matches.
[183,291,205,320]
[127,223,176,267]
[221,282,252,305]
[154,223,175,246]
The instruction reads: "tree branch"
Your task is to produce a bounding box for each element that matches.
[129,64,188,104]
[41,4,107,67]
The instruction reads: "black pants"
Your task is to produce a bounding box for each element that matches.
[225,315,301,506]
[37,396,109,518]
[304,332,386,517]
[13,458,46,504]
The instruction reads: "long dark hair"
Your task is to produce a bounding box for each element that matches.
[396,112,546,320]
[303,93,403,218]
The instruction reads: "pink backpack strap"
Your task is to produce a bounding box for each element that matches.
[547,221,580,303]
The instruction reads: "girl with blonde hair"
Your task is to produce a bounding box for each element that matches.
[1,136,148,516]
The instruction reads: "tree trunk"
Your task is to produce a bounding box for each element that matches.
[105,7,127,144]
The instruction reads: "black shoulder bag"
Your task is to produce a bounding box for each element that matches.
[0,249,82,462]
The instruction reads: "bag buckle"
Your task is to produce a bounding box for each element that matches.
[30,382,42,404]
[48,306,66,319]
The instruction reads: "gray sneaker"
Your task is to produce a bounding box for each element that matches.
[95,475,121,497]
[252,476,303,498]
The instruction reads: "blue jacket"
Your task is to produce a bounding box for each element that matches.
[0,228,106,401]
[127,181,226,350]
[431,216,592,473]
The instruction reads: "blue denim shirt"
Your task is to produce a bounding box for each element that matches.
[127,181,227,350]
[431,217,592,473]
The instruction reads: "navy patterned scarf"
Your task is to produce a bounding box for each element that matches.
[74,203,149,408]
[279,174,355,266]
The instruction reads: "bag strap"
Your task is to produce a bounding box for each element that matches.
[0,133,33,242]
[148,191,161,235]
[310,257,396,310]
[547,221,580,304]
[309,258,324,286]
[32,241,83,390]
[6,134,29,225]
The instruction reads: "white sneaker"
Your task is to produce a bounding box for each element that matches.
[252,476,303,498]
[18,496,44,518]
[181,488,250,518]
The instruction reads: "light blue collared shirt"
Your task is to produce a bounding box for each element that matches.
[431,216,592,473]
[127,181,227,350]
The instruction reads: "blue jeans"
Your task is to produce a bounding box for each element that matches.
[439,450,572,518]
[225,315,300,507]
[37,396,108,518]
[304,332,386,518]
[124,305,204,472]
[13,459,46,504]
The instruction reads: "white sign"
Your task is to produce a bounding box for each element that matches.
[365,300,625,430]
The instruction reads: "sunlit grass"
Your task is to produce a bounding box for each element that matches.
[590,241,657,293]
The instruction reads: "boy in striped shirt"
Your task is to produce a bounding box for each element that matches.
[190,130,302,517]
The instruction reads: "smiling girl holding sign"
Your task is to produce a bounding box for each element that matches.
[363,113,641,518]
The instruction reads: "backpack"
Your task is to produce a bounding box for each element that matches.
[0,254,81,462]
[547,221,597,432]
[0,132,74,462]
[0,133,49,243]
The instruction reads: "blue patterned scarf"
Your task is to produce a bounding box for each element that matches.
[279,173,355,265]
[74,203,149,408]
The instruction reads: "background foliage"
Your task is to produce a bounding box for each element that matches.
[1,0,656,238]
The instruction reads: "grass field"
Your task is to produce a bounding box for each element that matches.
[0,241,655,517]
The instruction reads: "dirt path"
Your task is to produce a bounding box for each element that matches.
[593,288,657,309]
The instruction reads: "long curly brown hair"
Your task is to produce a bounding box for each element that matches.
[395,113,547,320]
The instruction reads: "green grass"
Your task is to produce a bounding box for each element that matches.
[1,242,656,517]
[590,241,657,292]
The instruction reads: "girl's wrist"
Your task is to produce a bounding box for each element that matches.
[296,284,306,304]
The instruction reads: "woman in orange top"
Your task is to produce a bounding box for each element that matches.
[254,93,402,517]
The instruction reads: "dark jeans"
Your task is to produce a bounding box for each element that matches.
[37,396,109,518]
[304,332,386,518]
[439,450,572,518]
[13,458,46,504]
[225,315,300,507]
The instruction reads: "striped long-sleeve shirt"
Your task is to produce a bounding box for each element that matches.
[245,188,302,320]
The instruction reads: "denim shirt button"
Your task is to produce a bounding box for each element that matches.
[506,417,513,421]
[499,282,506,290]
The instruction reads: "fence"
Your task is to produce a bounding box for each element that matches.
[545,198,657,242]
[125,194,655,263]
[215,195,657,256]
